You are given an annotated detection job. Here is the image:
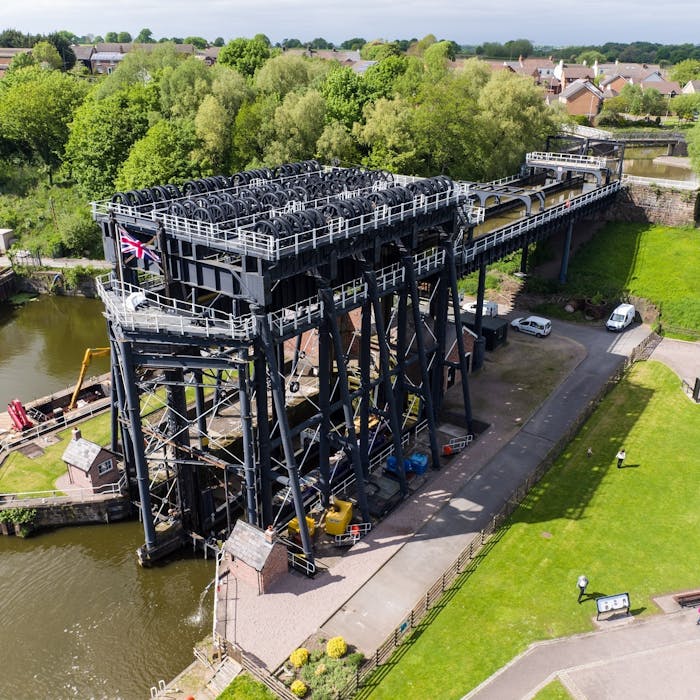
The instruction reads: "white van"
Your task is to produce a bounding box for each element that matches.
[606,303,635,332]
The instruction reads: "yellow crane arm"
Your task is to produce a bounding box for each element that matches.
[68,347,110,410]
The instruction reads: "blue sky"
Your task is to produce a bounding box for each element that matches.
[3,0,700,47]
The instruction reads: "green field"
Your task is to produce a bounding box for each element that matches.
[564,223,700,336]
[0,411,112,495]
[364,361,700,699]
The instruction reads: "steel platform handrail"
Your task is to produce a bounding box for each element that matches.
[526,151,608,169]
[462,181,621,265]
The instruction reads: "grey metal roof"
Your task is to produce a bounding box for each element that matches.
[224,520,274,571]
[92,52,125,62]
[62,437,104,472]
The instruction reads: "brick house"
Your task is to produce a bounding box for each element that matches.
[224,521,288,594]
[0,47,32,79]
[553,60,594,90]
[62,428,120,492]
[558,79,604,119]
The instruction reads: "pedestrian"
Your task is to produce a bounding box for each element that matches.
[577,574,589,603]
[616,448,626,469]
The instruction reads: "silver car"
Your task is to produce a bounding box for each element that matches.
[510,315,552,337]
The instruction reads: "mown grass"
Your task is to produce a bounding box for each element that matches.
[364,362,700,699]
[0,410,112,494]
[560,223,700,335]
[217,673,276,700]
[532,679,572,699]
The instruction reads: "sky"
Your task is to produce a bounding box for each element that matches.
[3,0,700,47]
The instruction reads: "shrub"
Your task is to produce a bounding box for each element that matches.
[290,679,307,697]
[289,647,310,668]
[314,662,327,676]
[325,636,347,659]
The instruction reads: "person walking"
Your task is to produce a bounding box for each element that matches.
[616,448,626,468]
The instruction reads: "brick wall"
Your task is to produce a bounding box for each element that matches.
[605,185,698,226]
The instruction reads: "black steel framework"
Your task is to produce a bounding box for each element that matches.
[93,154,620,567]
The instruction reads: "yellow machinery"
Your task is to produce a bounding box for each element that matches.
[68,347,110,410]
[288,515,316,538]
[324,498,353,536]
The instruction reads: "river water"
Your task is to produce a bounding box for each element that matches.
[0,296,214,699]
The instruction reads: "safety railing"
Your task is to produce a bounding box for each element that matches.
[462,181,621,266]
[622,174,699,191]
[526,151,608,169]
[0,472,127,506]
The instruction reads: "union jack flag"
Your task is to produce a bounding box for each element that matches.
[118,225,161,264]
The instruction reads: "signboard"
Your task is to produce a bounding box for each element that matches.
[596,593,630,619]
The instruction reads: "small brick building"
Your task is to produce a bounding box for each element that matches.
[224,521,288,594]
[62,428,120,492]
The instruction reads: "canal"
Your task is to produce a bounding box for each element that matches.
[0,296,214,699]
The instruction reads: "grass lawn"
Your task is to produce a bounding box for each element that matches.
[564,223,700,336]
[217,673,276,700]
[0,410,112,495]
[532,679,572,699]
[363,361,700,699]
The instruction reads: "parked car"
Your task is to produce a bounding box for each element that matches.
[510,316,552,337]
[462,300,499,317]
[606,303,636,332]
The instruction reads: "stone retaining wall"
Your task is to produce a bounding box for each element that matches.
[605,184,699,226]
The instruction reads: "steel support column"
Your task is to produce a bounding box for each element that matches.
[255,310,314,562]
[238,360,257,526]
[559,218,574,285]
[254,354,273,527]
[473,263,487,371]
[401,253,442,470]
[318,322,332,508]
[359,297,372,480]
[318,286,371,522]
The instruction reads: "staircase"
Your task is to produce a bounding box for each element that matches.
[206,655,242,696]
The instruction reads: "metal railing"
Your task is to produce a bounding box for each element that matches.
[462,181,621,266]
[0,472,127,506]
[526,151,608,169]
[622,174,699,191]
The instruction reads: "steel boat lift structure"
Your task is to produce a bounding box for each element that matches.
[93,147,620,567]
[93,162,479,567]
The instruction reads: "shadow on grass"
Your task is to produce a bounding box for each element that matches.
[511,377,654,525]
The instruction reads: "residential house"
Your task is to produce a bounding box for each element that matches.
[0,47,32,78]
[72,44,94,71]
[553,60,594,90]
[558,79,604,119]
[682,80,700,94]
[91,42,195,74]
[62,428,120,492]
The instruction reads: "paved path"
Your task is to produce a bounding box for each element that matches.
[649,337,700,387]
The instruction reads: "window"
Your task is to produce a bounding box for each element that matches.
[97,459,113,475]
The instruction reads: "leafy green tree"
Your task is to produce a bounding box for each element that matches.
[115,118,200,189]
[45,32,76,69]
[193,94,232,172]
[213,37,225,47]
[135,28,155,44]
[264,90,326,163]
[8,51,35,72]
[504,39,534,59]
[669,59,700,86]
[159,56,213,118]
[0,67,88,182]
[117,32,132,43]
[354,97,419,173]
[361,41,401,61]
[32,41,63,70]
[64,84,155,198]
[231,96,278,169]
[577,50,606,65]
[315,121,360,165]
[363,55,409,100]
[104,32,118,43]
[309,38,332,50]
[322,66,368,128]
[669,93,700,121]
[211,65,251,114]
[423,41,455,80]
[254,34,271,47]
[218,38,270,77]
[0,29,35,47]
[340,38,366,51]
[184,36,208,49]
[407,34,437,57]
[282,38,303,49]
[255,54,316,97]
[687,120,700,174]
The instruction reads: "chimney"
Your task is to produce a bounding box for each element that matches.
[264,525,276,544]
[72,427,82,441]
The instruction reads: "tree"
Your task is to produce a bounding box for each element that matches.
[115,118,200,189]
[193,95,233,172]
[687,119,700,174]
[32,41,63,70]
[8,51,35,72]
[361,41,401,61]
[117,32,132,44]
[231,96,278,169]
[282,38,303,49]
[407,34,437,57]
[363,55,410,100]
[218,37,270,77]
[0,67,88,182]
[309,38,331,50]
[254,34,271,47]
[45,32,76,69]
[159,57,214,118]
[213,37,225,47]
[254,53,317,97]
[577,50,606,65]
[669,59,700,86]
[340,38,366,51]
[423,41,455,80]
[135,28,155,44]
[670,93,700,121]
[185,36,208,49]
[104,32,118,43]
[264,89,326,163]
[315,121,360,165]
[504,39,534,59]
[64,85,155,198]
[321,66,368,128]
